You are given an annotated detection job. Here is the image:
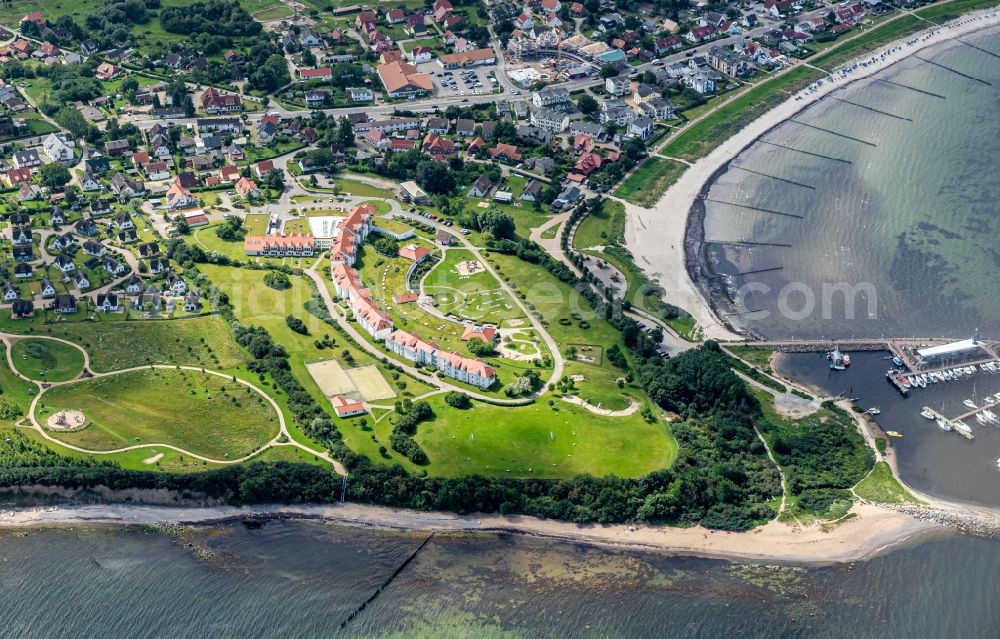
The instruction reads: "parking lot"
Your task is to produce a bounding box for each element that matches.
[416,61,499,98]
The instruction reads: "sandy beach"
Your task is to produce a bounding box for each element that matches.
[0,499,945,564]
[625,7,1000,341]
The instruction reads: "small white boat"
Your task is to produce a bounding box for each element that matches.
[976,413,988,425]
[955,420,972,435]
[920,408,935,419]
[982,410,999,424]
[867,407,881,415]
[967,366,976,374]
[964,399,978,409]
[937,418,952,432]
[886,431,903,438]
[985,397,996,406]
[918,376,927,388]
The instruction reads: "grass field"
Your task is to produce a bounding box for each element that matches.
[488,252,647,410]
[810,16,926,70]
[21,316,245,373]
[659,66,826,162]
[614,158,689,207]
[253,4,294,20]
[573,199,625,249]
[854,461,922,504]
[0,345,37,415]
[727,345,776,375]
[423,249,526,323]
[396,395,676,479]
[9,338,85,382]
[333,179,393,198]
[39,368,279,458]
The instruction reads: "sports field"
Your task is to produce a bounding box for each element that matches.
[307,359,396,402]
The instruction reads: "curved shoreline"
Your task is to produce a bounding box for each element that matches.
[626,8,1000,342]
[0,501,948,564]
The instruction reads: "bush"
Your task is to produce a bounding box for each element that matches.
[286,315,309,335]
[467,339,497,358]
[444,391,471,409]
[264,271,291,290]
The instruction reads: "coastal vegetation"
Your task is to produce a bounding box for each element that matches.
[614,158,688,207]
[660,66,826,163]
[854,461,922,505]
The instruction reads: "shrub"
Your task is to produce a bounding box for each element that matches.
[286,315,309,335]
[444,391,471,409]
[264,271,291,290]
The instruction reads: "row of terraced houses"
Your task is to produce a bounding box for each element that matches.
[326,205,496,390]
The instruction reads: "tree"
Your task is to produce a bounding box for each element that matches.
[417,160,455,194]
[335,116,355,147]
[54,107,88,139]
[263,270,291,290]
[467,339,497,357]
[301,48,316,66]
[215,216,246,241]
[577,94,599,115]
[475,209,515,240]
[599,64,619,79]
[39,163,71,190]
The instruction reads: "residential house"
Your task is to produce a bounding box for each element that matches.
[53,294,77,314]
[110,173,145,198]
[384,329,496,389]
[11,299,34,319]
[103,256,128,276]
[42,134,74,163]
[605,74,630,96]
[530,108,568,133]
[532,87,571,107]
[83,240,106,257]
[376,61,433,98]
[629,116,655,139]
[235,176,260,200]
[39,278,56,297]
[348,87,373,102]
[520,179,543,201]
[331,395,366,418]
[95,62,122,80]
[95,293,119,312]
[201,88,242,114]
[468,174,494,198]
[13,263,33,279]
[12,149,41,169]
[488,143,522,162]
[11,245,33,262]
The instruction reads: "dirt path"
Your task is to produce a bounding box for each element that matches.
[560,394,640,416]
[2,333,346,475]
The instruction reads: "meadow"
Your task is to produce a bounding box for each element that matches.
[39,368,280,458]
[9,338,85,382]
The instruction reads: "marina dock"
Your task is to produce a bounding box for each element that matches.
[922,406,977,440]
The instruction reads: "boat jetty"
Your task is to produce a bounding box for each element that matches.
[883,335,1000,397]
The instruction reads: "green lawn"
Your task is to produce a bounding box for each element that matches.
[726,345,776,375]
[0,344,37,415]
[854,461,922,504]
[39,368,280,458]
[399,395,677,479]
[9,338,85,382]
[659,66,826,163]
[18,316,246,373]
[487,252,646,410]
[333,178,393,198]
[252,4,293,20]
[615,157,688,207]
[573,199,625,249]
[423,248,526,323]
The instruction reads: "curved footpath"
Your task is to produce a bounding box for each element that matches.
[1,333,347,475]
[625,7,1000,342]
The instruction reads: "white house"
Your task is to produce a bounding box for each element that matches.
[42,134,74,163]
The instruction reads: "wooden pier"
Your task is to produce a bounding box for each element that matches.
[922,406,979,440]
